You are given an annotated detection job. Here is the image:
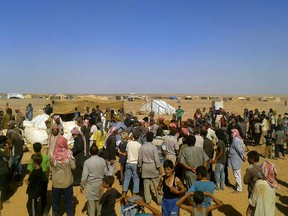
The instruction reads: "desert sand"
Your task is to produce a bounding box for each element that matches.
[0,96,288,216]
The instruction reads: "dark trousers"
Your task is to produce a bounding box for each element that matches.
[52,185,74,216]
[275,144,285,158]
[27,197,41,216]
[41,181,48,214]
[0,174,9,202]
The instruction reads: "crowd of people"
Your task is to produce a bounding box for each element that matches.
[0,103,287,216]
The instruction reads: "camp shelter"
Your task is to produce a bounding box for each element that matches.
[140,100,175,115]
[169,96,177,100]
[7,93,24,99]
[52,98,124,121]
[185,96,192,100]
[212,99,224,110]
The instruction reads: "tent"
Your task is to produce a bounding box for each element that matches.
[7,93,24,99]
[52,98,124,120]
[140,100,175,115]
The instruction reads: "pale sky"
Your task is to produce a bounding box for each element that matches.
[1,1,287,95]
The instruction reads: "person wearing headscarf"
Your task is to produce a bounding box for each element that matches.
[50,136,75,216]
[93,122,107,157]
[0,135,10,205]
[53,115,64,135]
[228,129,246,193]
[71,127,86,186]
[81,119,90,156]
[1,108,15,130]
[26,103,33,121]
[15,108,25,130]
[103,126,118,176]
[47,125,60,158]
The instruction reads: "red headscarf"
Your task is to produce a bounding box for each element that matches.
[52,136,74,168]
[231,129,242,140]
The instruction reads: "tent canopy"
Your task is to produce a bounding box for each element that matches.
[52,98,124,115]
[140,100,175,115]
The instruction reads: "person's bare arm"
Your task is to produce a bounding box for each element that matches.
[204,192,223,213]
[135,199,161,216]
[176,191,194,214]
[180,162,195,173]
[170,177,187,195]
[157,176,164,195]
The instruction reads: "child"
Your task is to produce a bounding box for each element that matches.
[99,175,123,216]
[25,154,43,216]
[176,191,222,216]
[27,142,50,215]
[117,132,128,184]
[186,166,215,213]
[157,159,186,216]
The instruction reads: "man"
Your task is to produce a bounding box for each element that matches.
[7,127,24,180]
[163,127,179,165]
[180,135,209,188]
[176,106,185,126]
[15,108,25,130]
[138,132,161,205]
[95,105,103,123]
[122,130,142,196]
[47,125,60,157]
[81,145,108,216]
[53,115,64,135]
[73,108,81,121]
[201,129,214,181]
[26,103,33,121]
[89,108,97,126]
[0,135,10,206]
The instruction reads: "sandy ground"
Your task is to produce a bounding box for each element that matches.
[1,97,288,215]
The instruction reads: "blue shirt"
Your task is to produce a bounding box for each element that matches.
[187,181,215,207]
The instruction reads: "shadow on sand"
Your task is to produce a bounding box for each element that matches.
[217,204,242,216]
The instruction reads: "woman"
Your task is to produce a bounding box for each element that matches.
[103,126,117,176]
[71,127,86,186]
[50,136,75,216]
[228,129,246,193]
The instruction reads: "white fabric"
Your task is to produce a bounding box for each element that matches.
[249,180,275,216]
[126,140,142,164]
[195,135,204,148]
[233,169,242,191]
[140,100,176,115]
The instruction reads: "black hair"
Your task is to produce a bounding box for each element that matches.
[169,127,177,136]
[156,128,164,137]
[90,144,98,155]
[196,166,207,177]
[247,150,260,162]
[186,135,196,147]
[146,132,154,142]
[33,142,42,153]
[163,159,174,169]
[200,129,207,137]
[32,153,43,166]
[215,129,227,144]
[193,191,204,204]
[103,175,115,187]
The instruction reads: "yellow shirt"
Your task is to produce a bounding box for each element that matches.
[93,130,107,150]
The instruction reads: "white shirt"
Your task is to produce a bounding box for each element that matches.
[126,140,142,164]
[195,135,204,148]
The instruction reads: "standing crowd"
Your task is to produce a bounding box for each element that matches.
[0,103,287,216]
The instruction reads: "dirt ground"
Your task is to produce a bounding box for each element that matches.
[1,97,288,216]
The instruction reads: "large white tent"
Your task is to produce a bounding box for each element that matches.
[140,100,175,115]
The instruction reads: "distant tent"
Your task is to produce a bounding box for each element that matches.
[169,96,177,100]
[48,93,72,100]
[7,93,24,99]
[140,100,175,115]
[185,96,192,100]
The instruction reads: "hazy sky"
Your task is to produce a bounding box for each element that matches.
[1,1,287,95]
